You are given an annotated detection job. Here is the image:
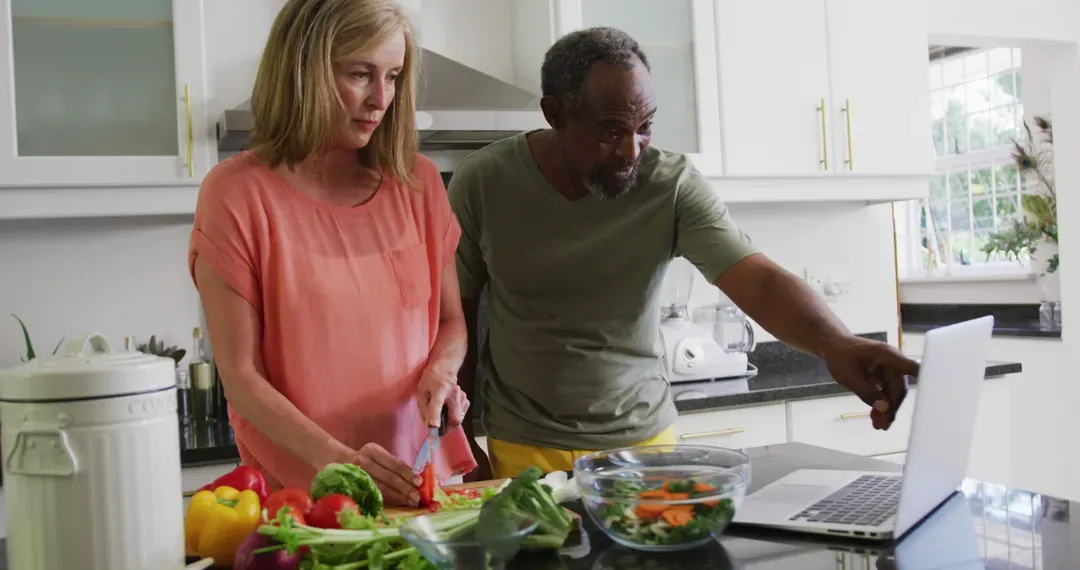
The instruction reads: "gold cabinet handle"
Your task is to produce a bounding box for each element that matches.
[184,84,194,177]
[841,98,853,171]
[680,428,745,440]
[817,97,829,171]
[839,411,871,420]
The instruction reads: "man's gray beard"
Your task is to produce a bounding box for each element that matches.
[583,163,640,200]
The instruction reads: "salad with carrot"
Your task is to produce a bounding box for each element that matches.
[596,478,735,547]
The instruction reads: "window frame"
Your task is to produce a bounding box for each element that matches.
[898,47,1031,282]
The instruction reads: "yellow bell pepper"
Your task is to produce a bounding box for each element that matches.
[184,485,262,567]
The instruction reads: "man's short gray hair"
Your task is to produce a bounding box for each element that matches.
[540,26,650,114]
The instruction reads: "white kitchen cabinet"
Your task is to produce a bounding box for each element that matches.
[824,0,932,177]
[674,402,788,450]
[964,377,1013,486]
[788,390,918,457]
[505,0,722,173]
[714,0,831,177]
[714,0,932,181]
[575,0,722,170]
[0,0,214,188]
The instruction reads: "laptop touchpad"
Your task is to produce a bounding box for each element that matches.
[753,484,834,504]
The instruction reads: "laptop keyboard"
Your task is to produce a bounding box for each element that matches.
[788,474,902,527]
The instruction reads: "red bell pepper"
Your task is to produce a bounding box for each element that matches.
[197,465,270,504]
[417,463,437,507]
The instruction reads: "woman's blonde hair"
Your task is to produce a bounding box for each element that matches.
[249,0,419,188]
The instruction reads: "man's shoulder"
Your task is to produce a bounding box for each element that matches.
[452,133,526,181]
[637,146,706,196]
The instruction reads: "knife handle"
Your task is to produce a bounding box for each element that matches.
[438,406,449,437]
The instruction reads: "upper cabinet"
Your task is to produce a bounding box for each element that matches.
[547,0,724,173]
[0,0,213,188]
[715,0,933,179]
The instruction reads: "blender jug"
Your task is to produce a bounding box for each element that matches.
[715,304,756,353]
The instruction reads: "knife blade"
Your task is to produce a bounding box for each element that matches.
[412,406,450,474]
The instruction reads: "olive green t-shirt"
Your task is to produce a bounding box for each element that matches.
[447,131,757,450]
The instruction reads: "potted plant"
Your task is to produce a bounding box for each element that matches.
[10,314,65,362]
[980,116,1058,296]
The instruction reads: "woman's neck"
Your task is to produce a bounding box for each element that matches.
[278,149,382,207]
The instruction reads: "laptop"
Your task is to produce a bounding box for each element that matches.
[732,315,995,541]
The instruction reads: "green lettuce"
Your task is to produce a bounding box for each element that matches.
[310,463,384,516]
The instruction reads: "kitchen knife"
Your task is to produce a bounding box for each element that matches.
[412,406,450,474]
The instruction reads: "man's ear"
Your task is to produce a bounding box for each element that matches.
[540,95,564,130]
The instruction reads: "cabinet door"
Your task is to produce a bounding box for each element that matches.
[0,0,212,187]
[576,0,722,171]
[714,0,832,176]
[675,403,788,450]
[824,0,932,176]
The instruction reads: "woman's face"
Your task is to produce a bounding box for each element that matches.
[332,31,406,150]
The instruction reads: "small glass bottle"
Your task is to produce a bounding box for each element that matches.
[189,327,216,427]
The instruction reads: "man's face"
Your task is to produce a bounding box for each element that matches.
[553,61,656,199]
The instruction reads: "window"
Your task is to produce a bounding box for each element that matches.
[896,47,1029,279]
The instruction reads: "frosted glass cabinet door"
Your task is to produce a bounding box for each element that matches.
[0,0,212,187]
[578,0,722,166]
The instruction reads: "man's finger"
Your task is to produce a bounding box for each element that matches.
[446,387,465,430]
[841,372,890,412]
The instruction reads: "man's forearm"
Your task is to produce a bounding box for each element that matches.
[458,297,482,439]
[716,254,852,359]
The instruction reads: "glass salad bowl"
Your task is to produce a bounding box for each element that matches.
[400,508,538,569]
[573,445,751,552]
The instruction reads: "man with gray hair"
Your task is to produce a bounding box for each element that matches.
[449,27,917,480]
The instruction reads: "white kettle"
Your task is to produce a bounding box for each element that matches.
[0,333,185,570]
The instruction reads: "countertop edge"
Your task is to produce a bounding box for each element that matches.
[181,362,1022,464]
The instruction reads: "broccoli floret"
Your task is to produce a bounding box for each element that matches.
[478,466,573,550]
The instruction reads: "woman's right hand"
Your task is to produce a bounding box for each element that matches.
[345,443,422,507]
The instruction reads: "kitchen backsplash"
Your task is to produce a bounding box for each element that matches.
[0,194,899,368]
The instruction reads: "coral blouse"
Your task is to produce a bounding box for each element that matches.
[189,151,476,489]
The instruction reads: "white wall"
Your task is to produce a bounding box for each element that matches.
[679,202,901,345]
[0,217,201,367]
[0,0,285,368]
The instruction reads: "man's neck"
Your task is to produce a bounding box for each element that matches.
[525,130,589,201]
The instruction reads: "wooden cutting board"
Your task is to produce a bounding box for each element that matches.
[384,478,509,518]
[383,478,580,529]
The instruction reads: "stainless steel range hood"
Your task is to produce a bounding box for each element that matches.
[217,49,547,153]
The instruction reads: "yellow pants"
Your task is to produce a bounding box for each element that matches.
[488,426,677,478]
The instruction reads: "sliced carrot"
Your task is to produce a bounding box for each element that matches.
[662,509,694,527]
[665,504,694,513]
[638,490,670,500]
[662,481,672,492]
[667,493,690,501]
[694,482,717,493]
[702,499,719,508]
[635,504,666,519]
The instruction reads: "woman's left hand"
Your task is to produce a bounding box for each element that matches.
[417,364,469,431]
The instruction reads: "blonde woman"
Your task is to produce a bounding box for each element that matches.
[189,0,475,507]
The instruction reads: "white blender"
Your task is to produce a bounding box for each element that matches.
[659,259,757,383]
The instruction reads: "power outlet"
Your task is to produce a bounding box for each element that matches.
[802,269,824,295]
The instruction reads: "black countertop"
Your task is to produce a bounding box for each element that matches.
[667,360,1021,414]
[496,443,1078,569]
[178,361,1023,465]
[901,303,1062,339]
[6,443,1070,569]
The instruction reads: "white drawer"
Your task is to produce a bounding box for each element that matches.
[674,403,788,450]
[788,390,917,457]
[182,462,240,494]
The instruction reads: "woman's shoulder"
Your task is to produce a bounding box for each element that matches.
[198,151,280,210]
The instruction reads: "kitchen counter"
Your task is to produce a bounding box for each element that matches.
[901,303,1062,339]
[3,443,1070,569]
[667,360,1021,414]
[179,360,1022,462]
[501,442,1075,569]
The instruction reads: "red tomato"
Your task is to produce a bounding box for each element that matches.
[269,506,306,527]
[307,494,358,529]
[447,488,482,500]
[265,487,314,520]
